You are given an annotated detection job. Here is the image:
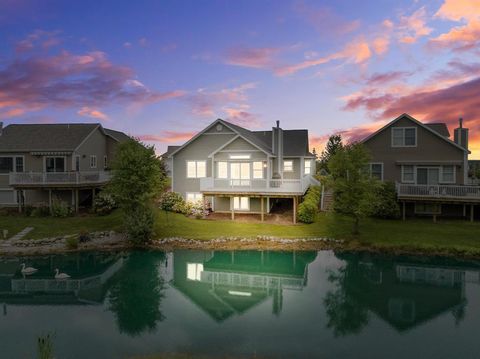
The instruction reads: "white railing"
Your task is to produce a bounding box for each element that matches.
[9,171,111,186]
[396,183,480,200]
[200,175,315,193]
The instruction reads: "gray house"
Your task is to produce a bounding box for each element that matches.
[164,119,319,222]
[362,113,480,220]
[0,123,130,211]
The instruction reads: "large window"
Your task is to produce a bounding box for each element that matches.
[45,157,65,172]
[369,163,383,180]
[15,157,24,173]
[187,161,206,178]
[284,160,293,172]
[304,160,311,175]
[402,165,415,183]
[0,157,13,174]
[392,127,416,147]
[187,263,203,281]
[441,165,455,183]
[217,161,228,179]
[253,161,264,179]
[233,197,249,210]
[186,192,203,203]
[230,162,250,186]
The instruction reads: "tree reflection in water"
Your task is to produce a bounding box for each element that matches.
[107,251,167,336]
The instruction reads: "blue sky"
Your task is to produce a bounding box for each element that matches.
[1,0,480,157]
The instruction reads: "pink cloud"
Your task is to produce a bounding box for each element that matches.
[223,105,260,128]
[366,71,411,86]
[15,29,62,52]
[77,107,109,121]
[398,7,432,44]
[225,47,280,69]
[138,131,196,143]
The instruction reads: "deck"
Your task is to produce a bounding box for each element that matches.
[9,171,111,188]
[396,183,480,203]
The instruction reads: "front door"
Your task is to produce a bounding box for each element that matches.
[230,162,250,186]
[417,168,439,185]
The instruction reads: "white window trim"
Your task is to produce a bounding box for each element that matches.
[304,160,312,175]
[369,162,384,181]
[401,165,415,184]
[440,165,456,184]
[283,160,294,172]
[90,155,97,169]
[217,161,228,179]
[232,196,250,211]
[186,160,207,178]
[391,127,417,148]
[44,156,67,173]
[253,161,264,179]
[0,155,25,175]
[186,192,203,203]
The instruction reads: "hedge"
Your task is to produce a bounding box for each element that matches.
[297,186,322,223]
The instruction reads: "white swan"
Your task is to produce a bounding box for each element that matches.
[21,263,38,275]
[54,269,70,280]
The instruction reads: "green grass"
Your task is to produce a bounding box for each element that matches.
[0,210,123,240]
[155,211,480,254]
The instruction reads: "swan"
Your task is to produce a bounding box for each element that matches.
[54,269,70,280]
[21,263,38,275]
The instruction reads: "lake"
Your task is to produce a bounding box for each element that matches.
[0,249,479,358]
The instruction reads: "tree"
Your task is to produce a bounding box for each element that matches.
[318,134,343,174]
[109,139,165,244]
[328,142,380,234]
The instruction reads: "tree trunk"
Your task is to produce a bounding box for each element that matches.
[353,217,360,235]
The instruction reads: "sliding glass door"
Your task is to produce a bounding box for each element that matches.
[230,162,250,186]
[416,167,439,185]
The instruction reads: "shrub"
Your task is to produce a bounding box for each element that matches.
[124,205,155,245]
[78,230,91,243]
[30,206,50,217]
[297,186,322,223]
[172,200,191,215]
[371,181,400,219]
[159,191,184,212]
[65,236,79,250]
[190,200,209,219]
[93,192,116,215]
[37,333,55,359]
[51,201,72,218]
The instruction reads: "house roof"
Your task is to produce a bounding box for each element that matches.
[169,118,314,158]
[425,123,450,138]
[362,113,469,153]
[0,123,128,152]
[161,145,181,158]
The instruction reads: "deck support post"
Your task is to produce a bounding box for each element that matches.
[463,204,467,218]
[471,204,475,222]
[231,197,234,220]
[261,197,264,222]
[75,189,79,213]
[91,188,96,208]
[433,214,437,223]
[293,196,297,224]
[48,189,52,214]
[402,202,406,221]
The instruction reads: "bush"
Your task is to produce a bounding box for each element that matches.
[93,192,116,215]
[30,206,50,217]
[172,200,191,215]
[371,181,400,219]
[298,186,322,224]
[159,191,184,212]
[51,200,73,218]
[190,200,209,219]
[65,236,79,250]
[124,205,155,245]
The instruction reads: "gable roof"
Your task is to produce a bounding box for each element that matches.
[0,123,129,152]
[361,113,469,153]
[425,123,450,137]
[168,118,313,158]
[104,128,131,142]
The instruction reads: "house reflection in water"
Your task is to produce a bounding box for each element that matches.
[328,253,480,334]
[171,250,317,321]
[0,252,125,310]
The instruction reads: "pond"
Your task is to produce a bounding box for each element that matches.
[0,249,479,358]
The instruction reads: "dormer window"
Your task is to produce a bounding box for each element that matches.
[392,127,416,147]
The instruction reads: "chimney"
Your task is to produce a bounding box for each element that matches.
[272,121,283,175]
[454,117,469,150]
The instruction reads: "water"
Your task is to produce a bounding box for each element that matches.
[0,249,479,358]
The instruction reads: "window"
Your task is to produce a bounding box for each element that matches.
[441,165,455,183]
[369,163,383,180]
[392,127,416,147]
[217,161,228,179]
[284,160,293,172]
[230,162,250,186]
[187,161,206,178]
[90,155,97,169]
[402,165,415,183]
[104,156,108,169]
[15,157,24,173]
[0,157,13,174]
[253,161,264,179]
[304,160,311,175]
[187,263,203,281]
[233,197,249,210]
[74,156,80,172]
[186,192,203,203]
[415,203,441,215]
[230,154,250,160]
[46,157,65,172]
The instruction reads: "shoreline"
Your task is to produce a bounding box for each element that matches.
[2,232,480,260]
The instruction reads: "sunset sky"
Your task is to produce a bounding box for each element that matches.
[1,0,480,157]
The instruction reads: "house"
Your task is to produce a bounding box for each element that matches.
[362,113,480,220]
[164,119,319,222]
[0,122,130,212]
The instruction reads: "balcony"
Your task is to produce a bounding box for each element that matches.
[396,183,480,202]
[200,176,316,195]
[9,171,111,188]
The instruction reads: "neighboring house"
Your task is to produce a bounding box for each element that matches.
[164,119,319,222]
[362,113,480,220]
[0,122,130,211]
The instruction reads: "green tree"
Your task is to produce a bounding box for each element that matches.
[109,139,165,244]
[318,134,343,174]
[328,142,379,234]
